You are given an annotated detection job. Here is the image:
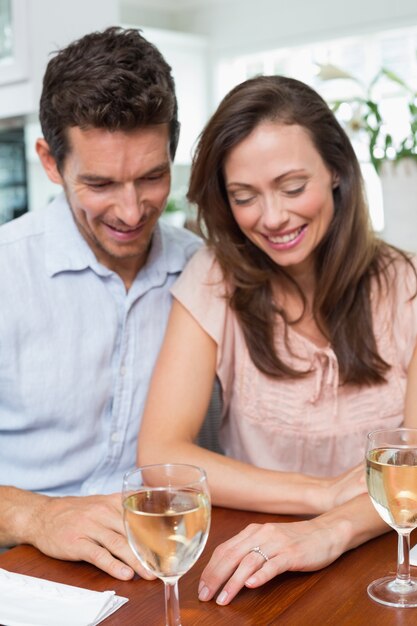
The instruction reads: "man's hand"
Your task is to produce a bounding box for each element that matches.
[24,492,155,580]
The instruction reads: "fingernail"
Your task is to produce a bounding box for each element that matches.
[245,576,256,586]
[198,585,210,601]
[216,590,229,605]
[121,566,133,579]
[198,580,205,593]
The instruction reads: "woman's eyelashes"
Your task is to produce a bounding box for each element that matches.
[230,183,307,206]
[282,183,306,197]
[231,194,256,206]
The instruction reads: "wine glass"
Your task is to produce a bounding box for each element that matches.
[123,463,211,625]
[366,427,417,607]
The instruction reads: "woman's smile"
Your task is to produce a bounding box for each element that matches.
[263,224,308,248]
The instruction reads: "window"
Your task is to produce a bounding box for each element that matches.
[0,0,28,84]
[0,0,12,61]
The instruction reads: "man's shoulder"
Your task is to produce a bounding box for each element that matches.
[159,220,202,262]
[0,209,46,249]
[0,211,50,291]
[0,194,69,257]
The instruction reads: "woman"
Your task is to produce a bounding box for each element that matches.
[138,75,417,604]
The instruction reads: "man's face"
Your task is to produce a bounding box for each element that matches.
[43,125,172,287]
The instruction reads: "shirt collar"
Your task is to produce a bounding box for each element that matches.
[128,217,199,295]
[44,191,196,283]
[44,192,108,277]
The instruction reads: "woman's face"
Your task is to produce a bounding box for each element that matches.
[224,121,337,280]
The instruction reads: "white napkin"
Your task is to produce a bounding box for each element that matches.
[0,568,128,626]
[411,543,417,566]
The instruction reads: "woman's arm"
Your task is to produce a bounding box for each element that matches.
[404,340,417,427]
[197,337,417,605]
[138,300,365,516]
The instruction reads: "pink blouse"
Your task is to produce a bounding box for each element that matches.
[171,248,417,477]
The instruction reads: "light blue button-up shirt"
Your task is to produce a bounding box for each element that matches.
[0,193,201,496]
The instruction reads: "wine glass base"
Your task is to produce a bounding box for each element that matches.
[367,576,417,608]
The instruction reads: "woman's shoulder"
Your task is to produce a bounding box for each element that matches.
[171,245,235,351]
[186,245,217,267]
[172,245,229,300]
[370,247,417,330]
[178,245,225,286]
[373,246,417,291]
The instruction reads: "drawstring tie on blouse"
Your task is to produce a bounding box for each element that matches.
[309,349,339,404]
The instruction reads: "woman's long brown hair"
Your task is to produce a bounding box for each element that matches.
[188,75,415,385]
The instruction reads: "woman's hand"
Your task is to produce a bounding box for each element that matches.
[198,516,350,605]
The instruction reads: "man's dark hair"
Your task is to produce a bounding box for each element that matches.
[39,26,179,171]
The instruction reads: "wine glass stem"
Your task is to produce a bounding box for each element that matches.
[164,580,181,626]
[396,530,411,583]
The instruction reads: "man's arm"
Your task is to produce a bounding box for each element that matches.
[0,485,154,580]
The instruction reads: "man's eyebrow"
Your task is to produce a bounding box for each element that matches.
[79,162,171,184]
[78,174,111,183]
[143,162,171,176]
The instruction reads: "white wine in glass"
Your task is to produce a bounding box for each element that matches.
[366,428,417,607]
[123,463,211,625]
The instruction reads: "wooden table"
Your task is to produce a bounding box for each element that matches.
[0,507,416,625]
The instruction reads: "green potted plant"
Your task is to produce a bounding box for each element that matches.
[318,62,417,252]
[162,188,188,228]
[317,63,417,173]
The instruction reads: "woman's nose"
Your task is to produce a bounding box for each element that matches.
[261,194,289,231]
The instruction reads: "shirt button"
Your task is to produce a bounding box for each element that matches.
[87,486,97,495]
[111,431,120,443]
[120,365,127,376]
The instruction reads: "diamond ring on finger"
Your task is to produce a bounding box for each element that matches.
[250,546,269,562]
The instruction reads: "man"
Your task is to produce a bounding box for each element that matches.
[0,27,201,580]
